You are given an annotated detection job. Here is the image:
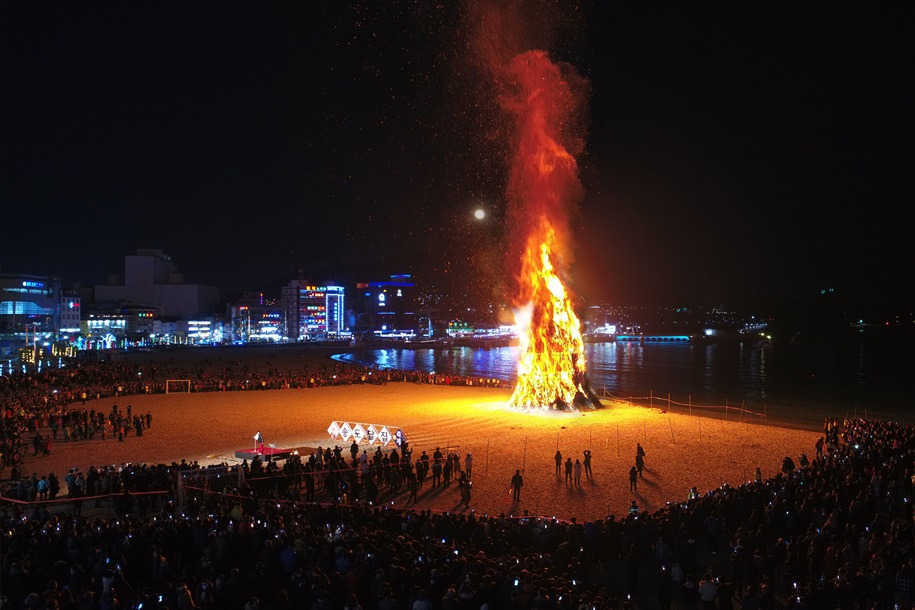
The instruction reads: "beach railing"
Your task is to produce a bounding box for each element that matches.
[595,388,768,425]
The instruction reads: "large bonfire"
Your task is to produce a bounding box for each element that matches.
[497,49,597,410]
[509,224,589,409]
[468,0,598,410]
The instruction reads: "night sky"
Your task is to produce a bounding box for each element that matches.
[2,2,911,314]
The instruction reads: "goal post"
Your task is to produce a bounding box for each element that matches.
[166,379,191,394]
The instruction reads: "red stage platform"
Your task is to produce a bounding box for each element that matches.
[234,446,295,461]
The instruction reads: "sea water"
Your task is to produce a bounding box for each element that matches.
[333,329,915,431]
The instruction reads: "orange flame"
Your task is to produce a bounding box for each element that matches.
[509,226,588,409]
[467,4,592,409]
[502,51,590,409]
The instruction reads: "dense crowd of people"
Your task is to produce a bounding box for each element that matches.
[1,357,913,609]
[0,410,911,610]
[0,357,506,475]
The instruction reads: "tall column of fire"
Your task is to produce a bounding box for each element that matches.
[499,49,593,409]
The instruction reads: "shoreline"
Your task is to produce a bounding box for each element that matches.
[118,343,838,434]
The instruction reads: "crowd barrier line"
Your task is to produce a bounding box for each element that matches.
[0,488,169,507]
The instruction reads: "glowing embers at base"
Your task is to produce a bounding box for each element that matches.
[509,228,599,410]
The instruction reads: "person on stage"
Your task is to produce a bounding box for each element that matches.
[254,431,264,454]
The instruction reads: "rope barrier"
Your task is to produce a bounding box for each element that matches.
[0,489,169,506]
[598,389,768,419]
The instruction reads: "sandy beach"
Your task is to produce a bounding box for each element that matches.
[18,355,820,522]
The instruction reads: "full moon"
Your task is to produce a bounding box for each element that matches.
[473,209,485,220]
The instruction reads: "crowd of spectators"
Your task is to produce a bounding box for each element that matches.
[0,357,506,476]
[0,414,911,610]
[2,357,912,609]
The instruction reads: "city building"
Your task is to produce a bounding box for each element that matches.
[124,307,157,340]
[227,292,287,343]
[80,304,159,349]
[281,280,345,341]
[93,249,220,318]
[59,293,81,334]
[180,319,224,344]
[0,274,62,334]
[0,274,64,356]
[357,274,417,337]
[83,313,127,349]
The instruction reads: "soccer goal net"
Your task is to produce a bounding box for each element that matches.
[166,379,191,394]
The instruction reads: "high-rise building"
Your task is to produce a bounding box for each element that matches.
[281,280,345,341]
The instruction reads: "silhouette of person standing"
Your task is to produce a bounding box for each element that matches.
[510,469,523,501]
[554,450,562,475]
[459,472,471,508]
[583,450,592,478]
[629,466,638,492]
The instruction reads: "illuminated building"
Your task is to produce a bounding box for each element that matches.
[281,280,345,341]
[79,306,158,348]
[84,313,127,349]
[252,312,283,342]
[228,292,263,343]
[0,274,62,333]
[181,319,224,344]
[124,307,157,338]
[229,304,253,343]
[357,274,417,338]
[0,274,68,356]
[59,294,81,334]
[93,249,219,318]
[227,292,287,343]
